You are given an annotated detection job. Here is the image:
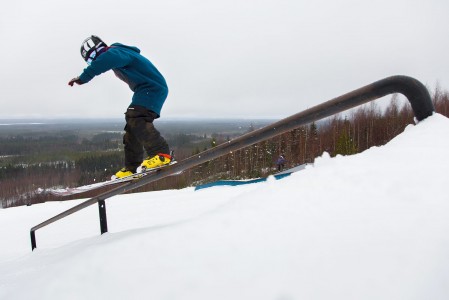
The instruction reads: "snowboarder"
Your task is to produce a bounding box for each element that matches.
[276,154,286,171]
[68,35,171,178]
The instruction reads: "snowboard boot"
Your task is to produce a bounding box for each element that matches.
[113,167,136,179]
[139,153,172,172]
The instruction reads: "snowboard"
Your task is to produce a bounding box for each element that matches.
[46,161,177,197]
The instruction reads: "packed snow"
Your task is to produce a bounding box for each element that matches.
[1,114,449,300]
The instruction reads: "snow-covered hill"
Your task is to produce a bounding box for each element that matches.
[1,114,449,300]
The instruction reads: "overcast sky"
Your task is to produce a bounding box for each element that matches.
[1,0,448,120]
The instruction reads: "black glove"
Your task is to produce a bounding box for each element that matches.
[68,77,84,87]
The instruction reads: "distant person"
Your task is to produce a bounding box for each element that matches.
[68,35,171,179]
[276,154,286,171]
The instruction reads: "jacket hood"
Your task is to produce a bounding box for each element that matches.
[110,43,141,53]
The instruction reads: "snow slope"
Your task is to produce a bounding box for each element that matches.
[1,114,449,300]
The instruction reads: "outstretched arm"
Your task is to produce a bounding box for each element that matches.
[67,48,130,87]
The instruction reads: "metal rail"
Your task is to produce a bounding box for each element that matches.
[30,75,434,250]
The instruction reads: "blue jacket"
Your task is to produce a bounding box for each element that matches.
[79,43,168,116]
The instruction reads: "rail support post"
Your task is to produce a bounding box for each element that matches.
[98,200,108,234]
[31,230,37,251]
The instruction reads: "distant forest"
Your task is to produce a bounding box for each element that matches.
[1,85,448,208]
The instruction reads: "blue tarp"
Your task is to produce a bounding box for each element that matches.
[194,172,292,191]
[194,164,309,191]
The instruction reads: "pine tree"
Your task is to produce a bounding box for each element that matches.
[335,130,358,156]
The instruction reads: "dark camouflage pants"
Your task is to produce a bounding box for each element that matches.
[123,105,169,172]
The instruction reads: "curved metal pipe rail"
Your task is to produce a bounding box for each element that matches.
[30,75,434,250]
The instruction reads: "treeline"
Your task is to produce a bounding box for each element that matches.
[0,133,122,163]
[0,152,123,206]
[2,86,448,207]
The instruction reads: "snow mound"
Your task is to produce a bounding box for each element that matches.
[1,114,449,300]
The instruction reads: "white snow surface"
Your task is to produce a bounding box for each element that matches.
[1,114,449,300]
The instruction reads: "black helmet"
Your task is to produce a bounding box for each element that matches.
[80,35,107,64]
